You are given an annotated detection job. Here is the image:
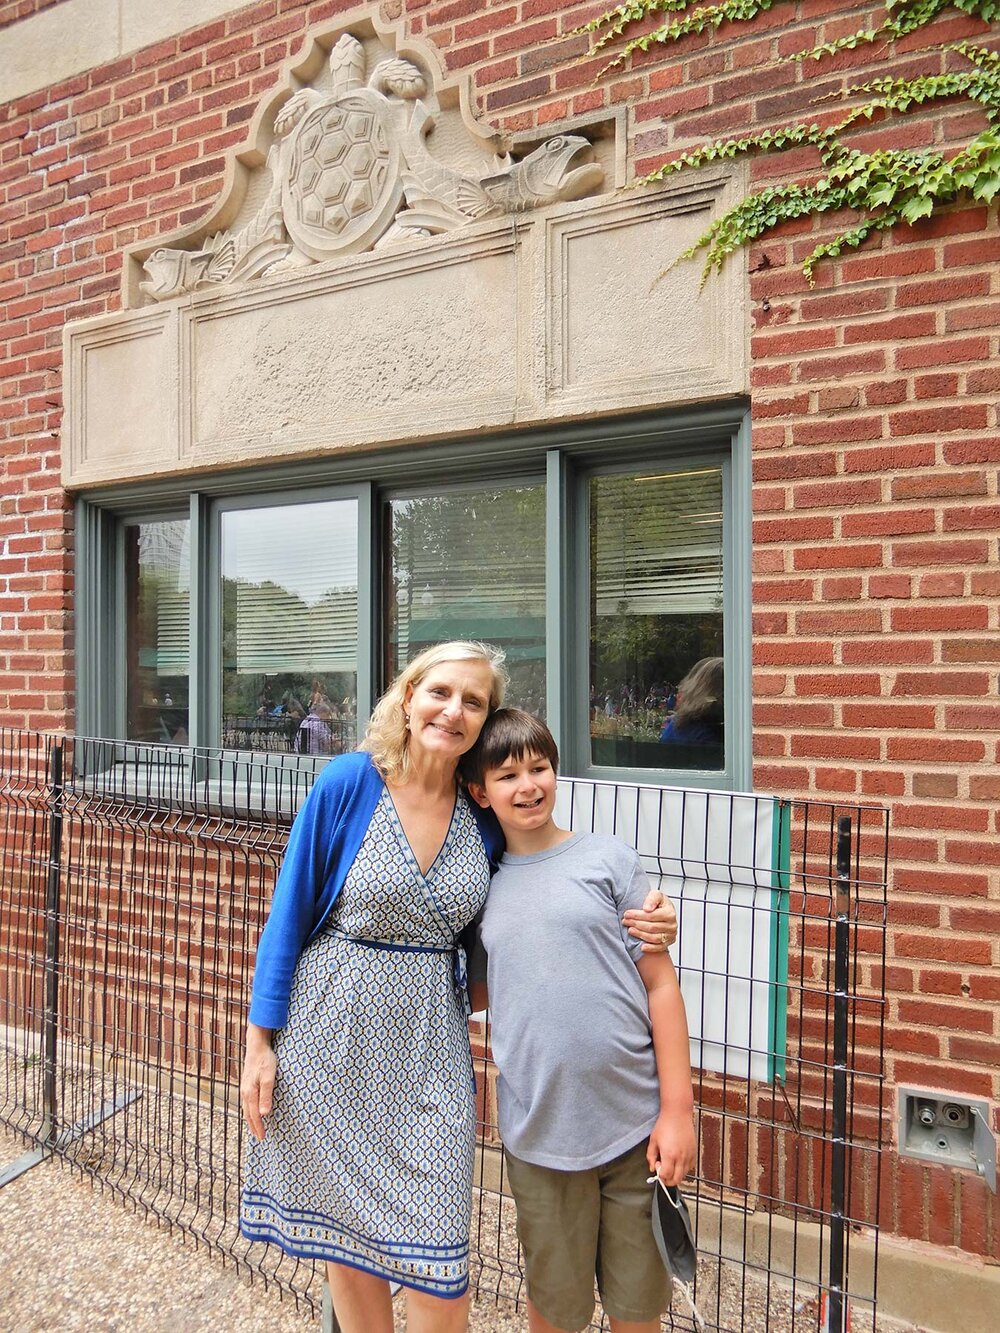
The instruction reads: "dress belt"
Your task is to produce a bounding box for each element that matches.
[326,925,452,954]
[326,926,472,1019]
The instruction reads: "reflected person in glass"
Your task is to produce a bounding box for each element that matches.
[239,640,678,1333]
[659,657,725,748]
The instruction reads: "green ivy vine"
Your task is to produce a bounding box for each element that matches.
[580,1,1000,281]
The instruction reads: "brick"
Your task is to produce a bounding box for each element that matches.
[887,736,986,763]
[917,572,966,597]
[792,479,881,508]
[943,435,1000,465]
[942,638,1000,664]
[792,544,883,571]
[946,839,1000,868]
[795,609,881,634]
[891,605,989,632]
[895,938,993,967]
[895,867,989,897]
[841,703,935,729]
[820,577,863,599]
[895,335,989,369]
[843,311,937,341]
[861,769,905,796]
[888,404,990,436]
[842,639,934,666]
[754,641,835,665]
[842,443,936,474]
[942,503,1000,532]
[891,539,990,567]
[894,804,990,833]
[841,509,935,538]
[868,574,911,598]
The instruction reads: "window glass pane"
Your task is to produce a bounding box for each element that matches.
[590,467,724,771]
[387,487,545,713]
[221,499,358,755]
[125,518,190,745]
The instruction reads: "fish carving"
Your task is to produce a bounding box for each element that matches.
[400,102,604,226]
[140,236,236,301]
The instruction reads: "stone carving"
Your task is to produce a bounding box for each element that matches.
[140,32,604,301]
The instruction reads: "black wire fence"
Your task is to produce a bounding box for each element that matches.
[0,731,889,1332]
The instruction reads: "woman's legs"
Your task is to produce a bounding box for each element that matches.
[325,1262,394,1333]
[406,1287,470,1333]
[326,1263,470,1333]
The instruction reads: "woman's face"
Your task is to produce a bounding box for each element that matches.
[404,659,494,763]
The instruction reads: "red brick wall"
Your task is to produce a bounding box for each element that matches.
[1,0,997,1259]
[0,0,63,28]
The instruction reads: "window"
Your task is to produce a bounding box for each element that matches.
[588,466,725,773]
[219,497,359,757]
[123,518,190,745]
[386,485,546,714]
[78,408,749,788]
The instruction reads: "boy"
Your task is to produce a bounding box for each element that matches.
[466,708,696,1333]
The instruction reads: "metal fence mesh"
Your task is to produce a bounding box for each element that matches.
[0,732,889,1331]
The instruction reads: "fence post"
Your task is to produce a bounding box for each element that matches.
[41,739,64,1147]
[827,813,852,1333]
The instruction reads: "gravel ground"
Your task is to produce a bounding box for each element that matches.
[0,1125,523,1333]
[1,1126,921,1333]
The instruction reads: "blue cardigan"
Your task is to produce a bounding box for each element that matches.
[249,750,503,1029]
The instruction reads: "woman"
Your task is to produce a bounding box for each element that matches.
[240,641,676,1333]
[659,656,725,747]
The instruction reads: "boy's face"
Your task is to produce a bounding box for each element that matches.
[470,749,558,835]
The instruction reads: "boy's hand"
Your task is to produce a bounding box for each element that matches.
[624,889,677,953]
[647,1108,697,1186]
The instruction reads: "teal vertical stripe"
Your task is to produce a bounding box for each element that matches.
[768,798,791,1084]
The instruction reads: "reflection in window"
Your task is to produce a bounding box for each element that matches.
[125,519,191,744]
[387,487,545,713]
[590,467,724,771]
[221,500,358,755]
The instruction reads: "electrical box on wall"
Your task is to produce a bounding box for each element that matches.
[898,1088,997,1192]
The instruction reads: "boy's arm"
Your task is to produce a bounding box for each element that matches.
[635,952,697,1186]
[469,978,489,1013]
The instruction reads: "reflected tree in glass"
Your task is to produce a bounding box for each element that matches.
[387,487,546,714]
[125,519,191,745]
[220,500,358,754]
[590,467,724,771]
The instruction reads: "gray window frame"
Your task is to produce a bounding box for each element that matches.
[75,403,751,789]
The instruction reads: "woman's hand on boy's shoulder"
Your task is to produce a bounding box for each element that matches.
[624,888,677,953]
[647,1107,697,1186]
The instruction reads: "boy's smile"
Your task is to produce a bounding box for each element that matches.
[471,749,570,854]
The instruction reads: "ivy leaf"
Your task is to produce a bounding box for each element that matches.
[900,194,935,222]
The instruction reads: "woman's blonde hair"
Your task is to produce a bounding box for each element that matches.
[673,656,725,729]
[362,640,508,781]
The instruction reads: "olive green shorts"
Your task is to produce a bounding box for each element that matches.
[504,1139,671,1332]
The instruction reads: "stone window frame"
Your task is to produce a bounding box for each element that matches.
[74,401,751,791]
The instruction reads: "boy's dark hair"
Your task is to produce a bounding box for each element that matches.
[462,708,559,788]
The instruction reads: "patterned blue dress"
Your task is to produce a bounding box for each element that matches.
[241,788,491,1297]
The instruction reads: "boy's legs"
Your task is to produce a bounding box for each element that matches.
[595,1142,671,1329]
[504,1150,602,1332]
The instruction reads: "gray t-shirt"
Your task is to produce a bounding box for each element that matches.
[472,831,660,1171]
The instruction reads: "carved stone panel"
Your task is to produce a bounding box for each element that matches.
[545,171,748,415]
[63,178,750,489]
[64,310,176,484]
[182,233,526,464]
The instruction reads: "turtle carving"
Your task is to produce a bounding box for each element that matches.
[139,32,605,300]
[275,40,423,258]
